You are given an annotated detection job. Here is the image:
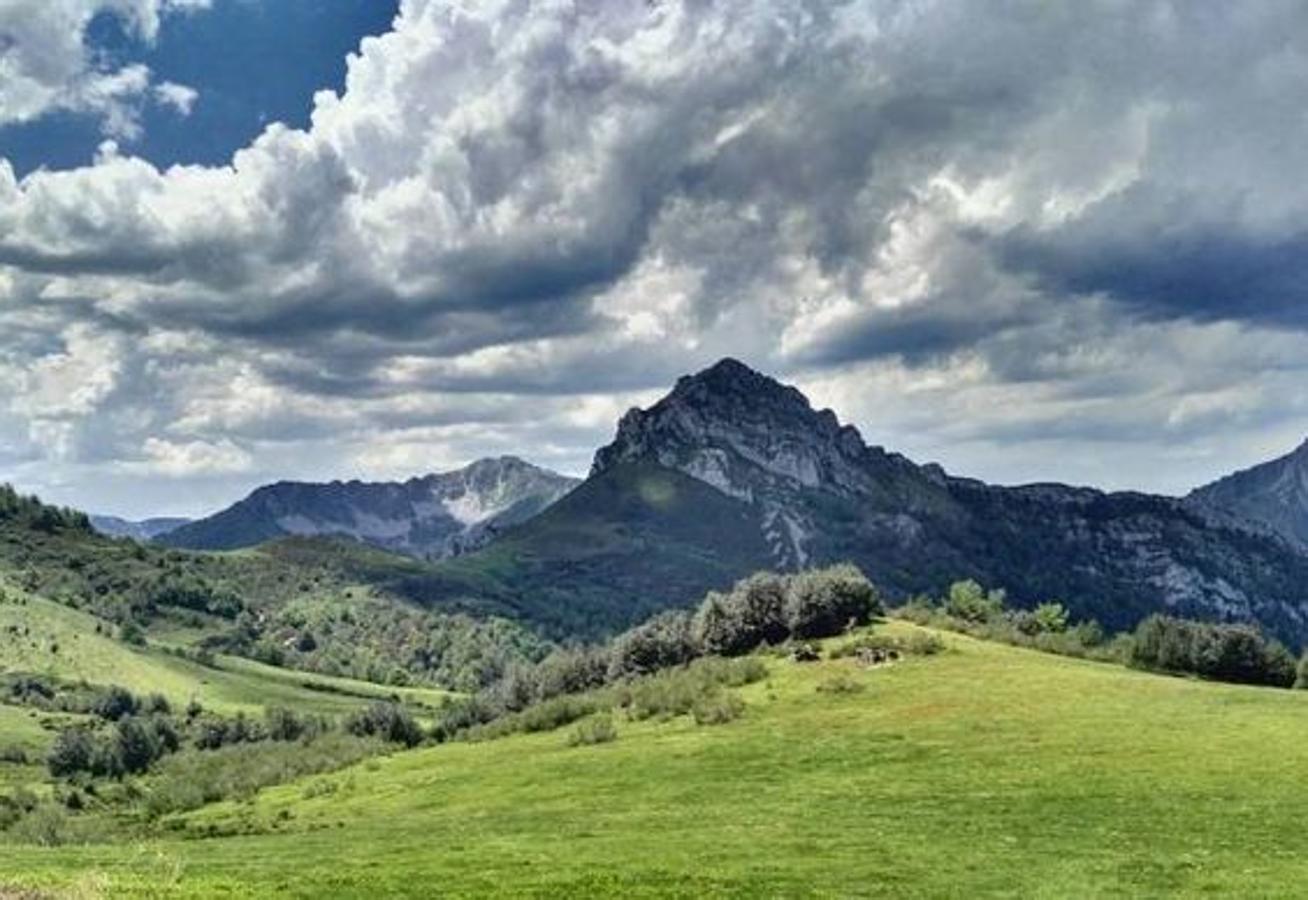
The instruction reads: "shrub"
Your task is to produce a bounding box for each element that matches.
[264,706,325,742]
[608,610,697,680]
[692,691,745,725]
[784,564,880,639]
[816,675,865,694]
[344,702,423,747]
[48,728,97,778]
[0,744,28,764]
[692,572,791,657]
[533,646,610,700]
[1032,602,1070,633]
[944,580,1005,623]
[142,734,380,818]
[93,686,139,721]
[904,632,946,656]
[566,715,617,747]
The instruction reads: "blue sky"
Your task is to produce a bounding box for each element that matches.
[0,0,398,176]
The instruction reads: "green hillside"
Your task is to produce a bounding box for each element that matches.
[7,622,1308,897]
[0,486,546,691]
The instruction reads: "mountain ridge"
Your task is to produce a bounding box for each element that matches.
[426,358,1308,642]
[158,456,580,560]
[1188,439,1308,548]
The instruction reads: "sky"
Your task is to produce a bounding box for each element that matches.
[1,0,1307,519]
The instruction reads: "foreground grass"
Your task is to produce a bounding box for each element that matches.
[6,623,1308,896]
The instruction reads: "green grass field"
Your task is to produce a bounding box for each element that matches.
[5,622,1308,897]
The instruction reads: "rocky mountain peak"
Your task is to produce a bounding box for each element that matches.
[592,358,868,487]
[590,359,928,568]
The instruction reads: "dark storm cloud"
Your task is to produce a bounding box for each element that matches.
[997,223,1308,330]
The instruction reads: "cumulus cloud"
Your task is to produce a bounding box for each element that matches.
[3,0,1308,514]
[0,0,209,136]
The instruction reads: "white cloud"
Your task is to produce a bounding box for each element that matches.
[153,81,198,116]
[0,0,209,135]
[136,437,253,478]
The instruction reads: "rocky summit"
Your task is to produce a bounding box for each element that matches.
[158,456,579,560]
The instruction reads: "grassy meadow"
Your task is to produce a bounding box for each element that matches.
[4,621,1308,896]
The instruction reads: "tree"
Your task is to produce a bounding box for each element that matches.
[114,716,161,774]
[945,580,1004,623]
[1032,602,1070,633]
[691,591,744,656]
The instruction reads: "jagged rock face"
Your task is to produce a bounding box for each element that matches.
[159,457,579,559]
[593,359,953,567]
[589,358,1308,641]
[1188,440,1308,548]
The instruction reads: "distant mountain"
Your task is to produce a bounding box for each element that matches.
[90,515,193,541]
[418,359,1308,642]
[158,457,579,560]
[1188,440,1308,548]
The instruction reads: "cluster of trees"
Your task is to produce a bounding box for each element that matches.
[43,683,419,782]
[896,579,1108,659]
[1128,615,1296,688]
[898,579,1306,691]
[0,485,90,535]
[439,565,879,739]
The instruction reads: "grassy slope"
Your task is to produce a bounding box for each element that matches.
[0,592,452,718]
[7,623,1308,897]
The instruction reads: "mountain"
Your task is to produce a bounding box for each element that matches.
[420,359,1308,642]
[158,457,580,560]
[1188,440,1308,548]
[89,514,192,541]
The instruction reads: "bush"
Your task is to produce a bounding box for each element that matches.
[93,685,139,721]
[0,744,29,764]
[815,675,865,694]
[904,632,946,656]
[691,691,745,725]
[48,728,97,778]
[692,572,791,657]
[264,706,325,743]
[142,734,380,818]
[533,646,610,700]
[784,564,880,639]
[944,580,1005,623]
[566,715,617,747]
[344,702,423,747]
[608,610,697,680]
